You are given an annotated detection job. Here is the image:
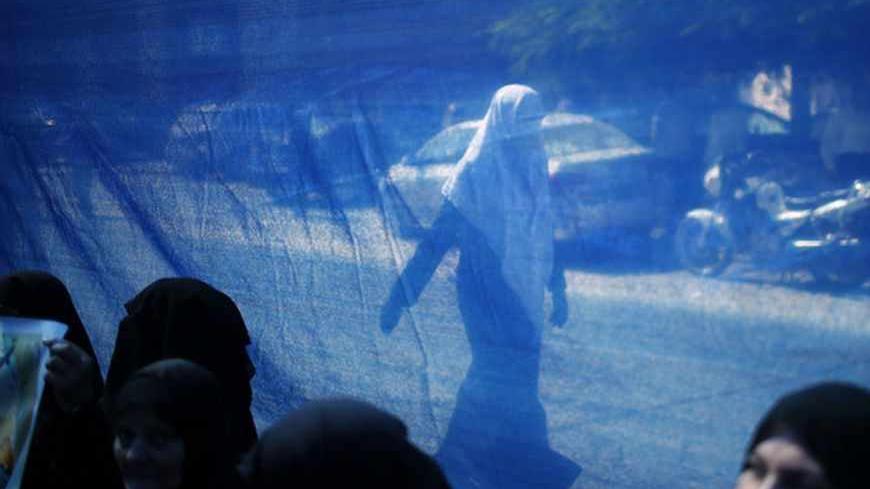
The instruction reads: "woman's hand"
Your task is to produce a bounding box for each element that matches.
[44,339,98,413]
[550,292,569,327]
[549,252,569,327]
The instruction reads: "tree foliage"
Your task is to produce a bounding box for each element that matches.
[489,0,870,84]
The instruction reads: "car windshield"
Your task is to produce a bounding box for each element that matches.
[412,120,480,164]
[410,113,645,165]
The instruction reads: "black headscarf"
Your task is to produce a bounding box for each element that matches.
[0,270,121,489]
[105,277,257,459]
[0,270,99,360]
[241,398,451,489]
[744,381,870,489]
[109,358,238,489]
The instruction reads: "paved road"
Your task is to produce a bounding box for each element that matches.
[5,161,870,489]
[210,174,870,488]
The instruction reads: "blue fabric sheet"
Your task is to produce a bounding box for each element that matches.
[2,2,870,488]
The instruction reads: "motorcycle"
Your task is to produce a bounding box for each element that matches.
[674,151,870,286]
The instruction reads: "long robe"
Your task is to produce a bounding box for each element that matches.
[384,85,580,488]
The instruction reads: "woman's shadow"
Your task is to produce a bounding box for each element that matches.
[380,235,580,488]
[433,259,581,489]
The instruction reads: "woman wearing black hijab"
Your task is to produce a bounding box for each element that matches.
[0,270,122,489]
[105,278,257,461]
[240,398,451,489]
[736,382,870,489]
[109,358,239,489]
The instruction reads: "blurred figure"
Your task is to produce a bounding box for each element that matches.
[105,278,257,461]
[239,398,450,489]
[380,85,579,488]
[108,358,240,489]
[0,270,122,489]
[735,382,870,489]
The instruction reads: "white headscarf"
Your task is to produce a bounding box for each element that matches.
[442,84,553,329]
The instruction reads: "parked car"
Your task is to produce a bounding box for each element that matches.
[386,112,678,242]
[165,98,380,204]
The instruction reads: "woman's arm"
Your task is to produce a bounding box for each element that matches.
[380,202,459,334]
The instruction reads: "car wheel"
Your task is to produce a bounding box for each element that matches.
[675,209,735,277]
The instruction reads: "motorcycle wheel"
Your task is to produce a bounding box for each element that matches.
[675,210,735,277]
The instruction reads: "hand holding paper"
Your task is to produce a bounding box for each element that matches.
[44,340,98,413]
[0,317,66,489]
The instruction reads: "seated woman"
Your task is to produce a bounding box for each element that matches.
[735,382,870,489]
[105,278,257,461]
[108,358,240,489]
[240,398,451,488]
[0,270,121,489]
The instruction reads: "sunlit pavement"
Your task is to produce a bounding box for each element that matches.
[549,268,869,488]
[12,164,870,489]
